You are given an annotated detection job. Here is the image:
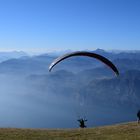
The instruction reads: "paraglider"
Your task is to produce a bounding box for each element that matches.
[49,51,119,76]
[77,118,87,128]
[49,51,119,128]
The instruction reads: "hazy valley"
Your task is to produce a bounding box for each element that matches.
[0,49,140,128]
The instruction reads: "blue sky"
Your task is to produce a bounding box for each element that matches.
[0,0,139,53]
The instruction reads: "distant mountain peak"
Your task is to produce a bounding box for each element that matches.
[94,48,106,53]
[0,51,28,63]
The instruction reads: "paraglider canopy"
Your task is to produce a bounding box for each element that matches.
[49,51,119,76]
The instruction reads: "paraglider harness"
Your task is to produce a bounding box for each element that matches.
[77,118,87,128]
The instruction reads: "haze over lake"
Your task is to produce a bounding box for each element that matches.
[0,50,139,128]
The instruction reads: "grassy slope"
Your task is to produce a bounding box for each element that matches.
[0,122,140,140]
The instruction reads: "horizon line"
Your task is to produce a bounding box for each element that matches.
[0,48,140,55]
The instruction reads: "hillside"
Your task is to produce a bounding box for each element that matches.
[0,122,140,140]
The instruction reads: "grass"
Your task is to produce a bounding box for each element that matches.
[0,122,140,140]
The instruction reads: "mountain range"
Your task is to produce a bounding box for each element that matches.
[0,49,140,128]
